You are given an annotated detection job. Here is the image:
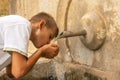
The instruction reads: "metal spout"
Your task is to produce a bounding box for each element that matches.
[56,29,86,39]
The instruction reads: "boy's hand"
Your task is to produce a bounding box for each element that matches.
[40,44,59,59]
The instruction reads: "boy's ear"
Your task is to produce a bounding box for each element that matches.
[38,19,46,30]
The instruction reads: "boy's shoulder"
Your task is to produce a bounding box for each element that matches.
[0,15,30,24]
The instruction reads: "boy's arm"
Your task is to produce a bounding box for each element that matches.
[11,49,42,79]
[6,44,59,79]
[6,49,41,78]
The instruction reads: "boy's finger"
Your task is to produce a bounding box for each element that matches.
[51,44,58,47]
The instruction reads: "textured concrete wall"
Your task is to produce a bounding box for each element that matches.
[56,0,120,80]
[1,0,120,80]
[56,0,120,79]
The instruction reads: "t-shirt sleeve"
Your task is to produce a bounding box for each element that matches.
[3,23,31,57]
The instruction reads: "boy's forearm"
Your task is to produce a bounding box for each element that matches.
[11,48,43,78]
[26,49,43,72]
[23,48,43,75]
[11,43,59,79]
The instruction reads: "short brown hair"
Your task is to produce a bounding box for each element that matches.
[30,12,59,37]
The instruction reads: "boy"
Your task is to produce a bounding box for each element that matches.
[0,12,59,79]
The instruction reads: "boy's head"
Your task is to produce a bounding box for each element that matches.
[30,12,59,48]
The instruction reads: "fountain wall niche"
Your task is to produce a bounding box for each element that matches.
[0,0,119,80]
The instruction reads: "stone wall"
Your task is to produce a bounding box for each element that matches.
[0,0,9,16]
[1,0,120,80]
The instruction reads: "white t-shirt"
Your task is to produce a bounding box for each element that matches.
[0,15,31,70]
